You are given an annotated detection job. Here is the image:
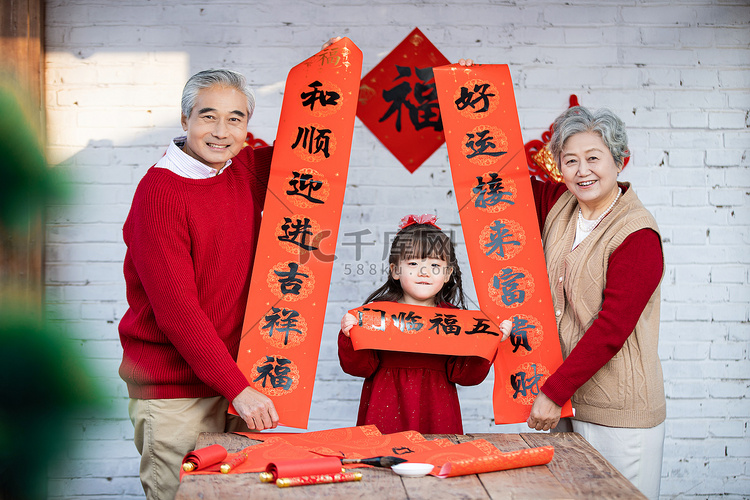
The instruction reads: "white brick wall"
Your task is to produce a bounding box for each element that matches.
[44,1,749,498]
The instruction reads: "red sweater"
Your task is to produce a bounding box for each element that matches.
[118,145,272,401]
[531,179,664,407]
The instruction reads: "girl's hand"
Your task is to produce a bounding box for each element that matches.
[322,36,342,50]
[499,319,512,342]
[458,58,474,67]
[341,312,357,337]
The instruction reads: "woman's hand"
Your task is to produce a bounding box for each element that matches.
[232,387,279,431]
[527,392,562,431]
[322,37,342,50]
[499,319,512,342]
[458,58,474,67]
[341,312,357,337]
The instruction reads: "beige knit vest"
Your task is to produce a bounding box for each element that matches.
[542,183,666,428]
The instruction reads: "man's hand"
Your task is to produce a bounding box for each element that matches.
[340,312,357,337]
[232,387,279,430]
[527,392,562,431]
[322,37,342,50]
[458,58,474,67]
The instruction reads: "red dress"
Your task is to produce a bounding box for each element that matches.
[337,303,492,434]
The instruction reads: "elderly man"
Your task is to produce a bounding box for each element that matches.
[118,68,278,500]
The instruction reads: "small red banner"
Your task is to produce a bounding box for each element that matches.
[348,301,503,361]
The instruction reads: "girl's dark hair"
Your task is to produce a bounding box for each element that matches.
[364,223,467,309]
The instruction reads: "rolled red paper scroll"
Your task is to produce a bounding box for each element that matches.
[265,457,343,480]
[182,444,227,472]
[436,445,554,478]
[220,451,249,474]
[276,471,362,488]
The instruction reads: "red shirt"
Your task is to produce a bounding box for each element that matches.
[118,145,272,401]
[531,179,664,407]
[338,302,492,434]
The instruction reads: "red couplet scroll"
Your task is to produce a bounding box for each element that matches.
[348,301,502,361]
[433,64,574,424]
[235,38,363,428]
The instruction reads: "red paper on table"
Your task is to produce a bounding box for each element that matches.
[348,301,502,361]
[433,64,574,424]
[235,38,363,429]
[435,445,554,477]
[306,430,449,460]
[265,457,343,480]
[356,27,449,173]
[236,425,381,445]
[239,426,452,461]
[232,439,319,474]
[400,438,501,472]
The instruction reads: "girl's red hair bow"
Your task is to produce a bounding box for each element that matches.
[398,214,441,230]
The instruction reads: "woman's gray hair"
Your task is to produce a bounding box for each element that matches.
[549,106,630,168]
[180,69,256,119]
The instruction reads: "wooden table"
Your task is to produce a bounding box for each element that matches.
[176,431,645,499]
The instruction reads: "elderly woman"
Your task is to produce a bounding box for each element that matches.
[527,106,666,500]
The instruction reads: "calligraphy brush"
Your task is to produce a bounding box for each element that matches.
[341,456,408,468]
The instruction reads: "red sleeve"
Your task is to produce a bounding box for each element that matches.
[530,177,568,231]
[235,144,273,208]
[338,330,380,378]
[540,228,664,407]
[446,356,493,386]
[251,144,273,207]
[127,179,250,401]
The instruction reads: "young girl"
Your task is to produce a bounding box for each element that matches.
[338,214,511,434]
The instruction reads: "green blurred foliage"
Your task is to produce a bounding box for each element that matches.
[0,78,100,500]
[0,76,67,230]
[0,311,102,500]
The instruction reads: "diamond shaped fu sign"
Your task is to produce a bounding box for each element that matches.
[357,28,450,173]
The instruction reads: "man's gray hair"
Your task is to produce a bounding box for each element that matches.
[181,69,256,119]
[549,106,630,168]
